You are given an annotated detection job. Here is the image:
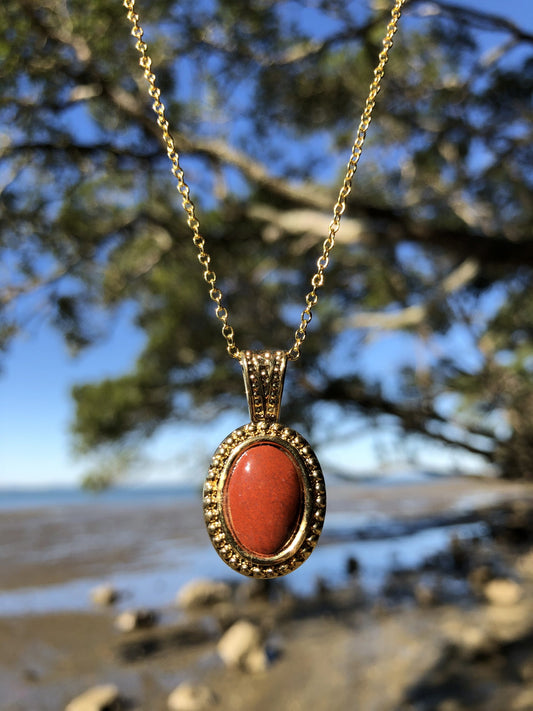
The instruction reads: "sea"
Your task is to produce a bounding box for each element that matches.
[0,484,199,512]
[0,478,502,617]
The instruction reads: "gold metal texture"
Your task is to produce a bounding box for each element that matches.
[122,0,406,361]
[241,350,287,424]
[203,423,326,578]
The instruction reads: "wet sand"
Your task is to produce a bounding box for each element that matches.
[2,476,533,711]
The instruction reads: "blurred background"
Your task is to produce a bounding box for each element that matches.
[1,0,533,710]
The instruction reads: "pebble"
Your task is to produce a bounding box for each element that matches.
[65,684,122,711]
[346,556,360,576]
[486,601,532,643]
[516,549,533,579]
[236,578,272,603]
[177,579,232,610]
[90,584,120,607]
[436,701,462,711]
[457,625,495,657]
[114,609,158,632]
[449,533,469,572]
[414,582,437,607]
[512,688,533,711]
[442,619,494,657]
[519,659,533,682]
[242,644,270,673]
[167,682,217,711]
[483,578,524,607]
[467,565,492,594]
[217,619,268,672]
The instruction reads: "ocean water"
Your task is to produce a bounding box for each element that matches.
[0,485,198,511]
[0,479,492,617]
[0,470,444,512]
[0,521,485,616]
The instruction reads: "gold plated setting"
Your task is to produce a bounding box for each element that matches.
[241,350,287,424]
[203,423,326,579]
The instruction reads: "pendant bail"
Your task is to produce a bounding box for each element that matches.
[240,350,287,424]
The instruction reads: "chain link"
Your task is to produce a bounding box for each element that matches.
[123,0,406,361]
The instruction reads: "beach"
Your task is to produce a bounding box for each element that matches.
[2,475,533,710]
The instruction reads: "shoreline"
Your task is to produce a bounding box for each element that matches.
[1,476,531,608]
[2,493,533,710]
[3,476,533,710]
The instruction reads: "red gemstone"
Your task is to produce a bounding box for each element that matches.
[224,442,303,557]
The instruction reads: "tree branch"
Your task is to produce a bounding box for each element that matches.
[419,0,533,46]
[343,257,479,331]
[314,376,496,460]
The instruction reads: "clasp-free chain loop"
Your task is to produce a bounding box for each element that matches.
[122,0,406,362]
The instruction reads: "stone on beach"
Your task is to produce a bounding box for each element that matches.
[512,688,533,711]
[65,683,122,711]
[346,555,360,576]
[114,608,158,632]
[236,577,273,603]
[414,582,437,607]
[486,600,533,643]
[167,682,217,711]
[177,578,232,610]
[242,643,270,673]
[516,549,533,579]
[217,619,269,673]
[456,625,495,658]
[467,565,493,594]
[90,584,120,607]
[483,578,524,606]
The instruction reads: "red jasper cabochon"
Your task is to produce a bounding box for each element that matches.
[224,442,303,558]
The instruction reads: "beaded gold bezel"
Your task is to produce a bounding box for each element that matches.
[203,421,326,579]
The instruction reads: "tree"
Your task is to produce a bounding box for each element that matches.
[1,0,533,482]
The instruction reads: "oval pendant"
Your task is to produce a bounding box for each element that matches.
[203,351,326,578]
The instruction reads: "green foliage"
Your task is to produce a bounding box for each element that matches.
[2,0,533,479]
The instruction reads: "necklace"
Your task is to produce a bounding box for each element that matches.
[123,0,406,578]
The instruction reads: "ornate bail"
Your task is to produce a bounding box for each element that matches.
[240,350,287,424]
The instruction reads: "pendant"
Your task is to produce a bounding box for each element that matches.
[203,350,326,578]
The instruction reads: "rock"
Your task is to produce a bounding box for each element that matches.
[486,601,533,642]
[177,579,232,610]
[512,688,533,710]
[449,533,469,573]
[467,565,492,593]
[236,578,273,604]
[517,549,533,579]
[436,701,462,711]
[243,644,270,673]
[346,556,360,576]
[457,626,495,657]
[483,578,523,607]
[65,684,122,711]
[114,608,158,632]
[167,682,217,711]
[90,584,120,607]
[414,582,437,607]
[442,619,495,658]
[315,576,330,596]
[22,667,40,683]
[519,658,533,682]
[217,619,268,672]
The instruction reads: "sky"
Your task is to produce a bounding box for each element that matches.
[0,0,531,488]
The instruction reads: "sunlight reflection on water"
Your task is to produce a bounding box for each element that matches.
[0,520,485,616]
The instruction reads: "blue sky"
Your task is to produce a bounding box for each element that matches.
[0,0,531,487]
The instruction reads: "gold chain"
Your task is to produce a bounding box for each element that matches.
[122,0,406,361]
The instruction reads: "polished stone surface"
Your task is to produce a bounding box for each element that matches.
[224,442,303,557]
